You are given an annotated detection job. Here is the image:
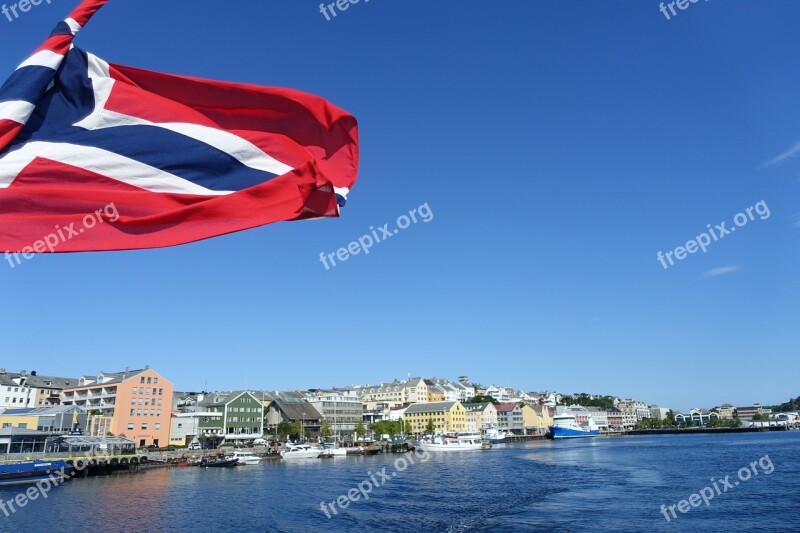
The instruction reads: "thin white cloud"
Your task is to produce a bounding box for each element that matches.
[702,265,741,279]
[763,140,800,167]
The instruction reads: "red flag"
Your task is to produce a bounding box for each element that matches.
[0,0,359,253]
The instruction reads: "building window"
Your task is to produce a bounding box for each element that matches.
[153,378,158,384]
[137,410,142,416]
[140,377,145,384]
[155,423,161,430]
[132,387,137,394]
[130,409,135,416]
[141,424,148,430]
[159,388,163,396]
[147,377,152,384]
[145,388,151,395]
[128,423,134,430]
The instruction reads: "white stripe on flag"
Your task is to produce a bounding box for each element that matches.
[0,101,36,124]
[76,109,295,177]
[65,18,83,35]
[16,50,64,71]
[0,141,234,196]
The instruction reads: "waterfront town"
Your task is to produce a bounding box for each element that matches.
[0,366,797,453]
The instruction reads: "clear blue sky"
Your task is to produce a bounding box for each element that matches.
[1,0,798,411]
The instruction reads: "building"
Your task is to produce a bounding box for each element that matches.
[0,405,86,433]
[715,404,735,420]
[585,407,609,430]
[264,394,322,441]
[613,401,638,429]
[462,402,498,433]
[357,378,429,411]
[196,391,264,446]
[308,390,362,437]
[675,408,720,426]
[617,400,650,421]
[425,381,446,403]
[169,411,221,447]
[649,405,671,420]
[735,404,767,420]
[495,403,524,435]
[62,367,173,448]
[404,401,467,434]
[521,403,552,434]
[1,369,80,409]
[605,407,624,429]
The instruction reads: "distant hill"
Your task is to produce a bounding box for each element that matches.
[769,396,800,412]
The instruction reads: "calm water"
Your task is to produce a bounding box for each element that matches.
[2,432,799,532]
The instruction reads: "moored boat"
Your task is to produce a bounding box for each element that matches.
[280,444,322,460]
[483,425,508,444]
[548,413,599,439]
[201,458,239,468]
[415,433,484,452]
[0,460,74,486]
[228,450,261,465]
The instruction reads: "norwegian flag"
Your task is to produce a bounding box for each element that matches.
[0,0,359,252]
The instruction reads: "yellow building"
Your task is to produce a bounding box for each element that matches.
[522,403,553,434]
[0,405,86,432]
[404,401,467,434]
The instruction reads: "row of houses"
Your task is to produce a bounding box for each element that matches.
[2,367,790,447]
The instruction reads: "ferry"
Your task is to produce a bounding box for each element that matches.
[415,433,485,451]
[548,413,599,439]
[0,460,74,486]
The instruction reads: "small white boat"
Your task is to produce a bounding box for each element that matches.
[415,433,484,452]
[280,444,322,460]
[228,450,261,465]
[483,425,508,443]
[319,444,348,458]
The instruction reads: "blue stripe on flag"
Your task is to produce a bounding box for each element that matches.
[0,66,55,104]
[54,125,281,192]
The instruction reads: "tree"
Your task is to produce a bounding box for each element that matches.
[290,420,302,439]
[425,418,435,434]
[276,421,291,440]
[321,420,333,438]
[465,395,498,405]
[354,422,365,439]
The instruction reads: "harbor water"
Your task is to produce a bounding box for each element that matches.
[2,432,799,532]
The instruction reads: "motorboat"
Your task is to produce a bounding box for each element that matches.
[280,444,322,460]
[228,450,261,465]
[319,444,348,458]
[200,457,239,468]
[415,433,484,451]
[483,425,508,443]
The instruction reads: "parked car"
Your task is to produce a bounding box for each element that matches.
[187,442,202,450]
[253,438,268,446]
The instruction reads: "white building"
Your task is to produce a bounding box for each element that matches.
[308,390,363,435]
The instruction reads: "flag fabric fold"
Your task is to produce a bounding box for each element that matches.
[0,0,359,252]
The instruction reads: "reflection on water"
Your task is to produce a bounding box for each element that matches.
[1,433,799,532]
